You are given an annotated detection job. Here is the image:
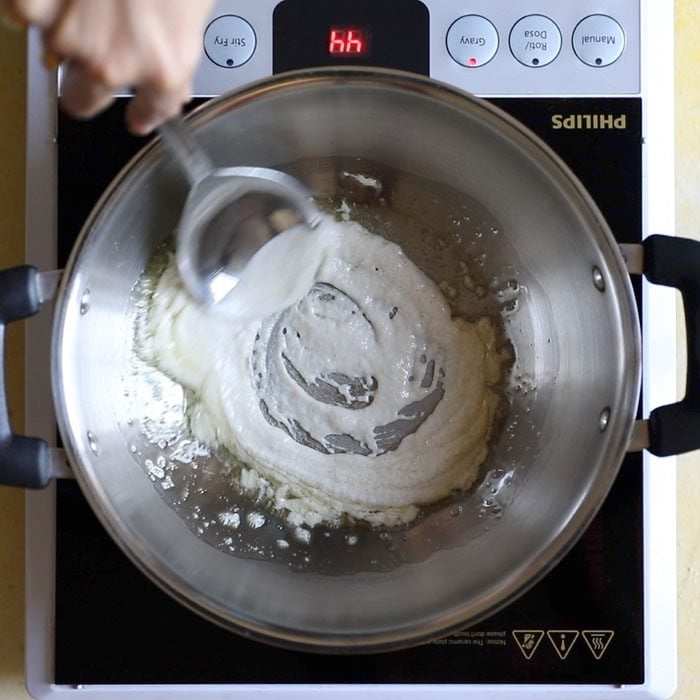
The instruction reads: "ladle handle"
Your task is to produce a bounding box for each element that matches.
[644,234,700,456]
[159,116,214,185]
[0,266,50,488]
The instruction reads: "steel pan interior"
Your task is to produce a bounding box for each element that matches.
[52,69,640,651]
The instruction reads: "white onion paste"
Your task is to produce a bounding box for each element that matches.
[139,214,508,527]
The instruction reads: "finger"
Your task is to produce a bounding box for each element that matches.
[42,0,110,67]
[5,0,62,27]
[59,59,116,119]
[125,80,192,136]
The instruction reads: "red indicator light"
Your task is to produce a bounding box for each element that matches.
[468,57,478,66]
[328,27,370,56]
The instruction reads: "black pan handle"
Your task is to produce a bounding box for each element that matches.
[0,266,50,488]
[644,235,700,457]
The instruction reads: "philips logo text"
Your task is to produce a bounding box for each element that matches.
[551,114,627,130]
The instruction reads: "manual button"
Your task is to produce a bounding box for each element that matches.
[572,14,625,67]
[446,15,499,68]
[509,15,562,67]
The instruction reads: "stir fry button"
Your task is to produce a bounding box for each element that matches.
[204,15,257,69]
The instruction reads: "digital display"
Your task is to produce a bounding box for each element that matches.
[328,27,371,56]
[273,0,429,76]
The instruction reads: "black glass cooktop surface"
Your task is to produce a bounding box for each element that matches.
[55,95,643,686]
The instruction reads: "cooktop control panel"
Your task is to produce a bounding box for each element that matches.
[193,0,640,96]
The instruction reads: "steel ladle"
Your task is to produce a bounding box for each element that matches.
[159,117,321,308]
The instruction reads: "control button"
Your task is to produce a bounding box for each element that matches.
[572,15,625,67]
[446,15,499,68]
[203,15,256,69]
[509,15,562,67]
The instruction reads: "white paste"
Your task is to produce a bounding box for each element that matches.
[141,215,506,527]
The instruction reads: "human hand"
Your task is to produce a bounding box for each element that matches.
[5,0,215,134]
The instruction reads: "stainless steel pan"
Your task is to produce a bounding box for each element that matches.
[1,68,698,652]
